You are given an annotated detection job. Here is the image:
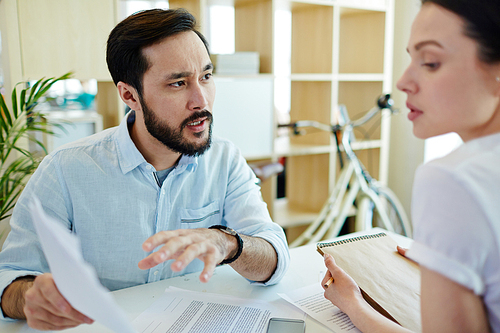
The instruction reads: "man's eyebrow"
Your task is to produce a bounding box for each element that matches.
[407,40,444,53]
[165,63,213,80]
[167,71,192,80]
[204,63,214,72]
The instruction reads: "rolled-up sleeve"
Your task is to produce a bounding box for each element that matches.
[0,155,68,320]
[221,145,290,285]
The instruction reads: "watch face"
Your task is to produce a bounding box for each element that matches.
[220,227,236,236]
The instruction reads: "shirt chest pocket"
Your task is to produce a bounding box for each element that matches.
[179,201,221,228]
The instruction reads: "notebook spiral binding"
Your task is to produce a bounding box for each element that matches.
[317,232,387,248]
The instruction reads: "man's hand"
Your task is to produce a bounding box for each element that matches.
[138,228,234,283]
[2,273,93,330]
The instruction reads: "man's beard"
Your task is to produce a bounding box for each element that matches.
[140,98,213,157]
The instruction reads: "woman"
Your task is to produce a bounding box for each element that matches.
[322,0,500,332]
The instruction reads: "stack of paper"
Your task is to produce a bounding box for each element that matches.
[211,52,260,75]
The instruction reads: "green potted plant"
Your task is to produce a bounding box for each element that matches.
[0,73,72,240]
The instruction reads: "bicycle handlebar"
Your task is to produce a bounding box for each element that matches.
[377,93,394,109]
[278,94,396,134]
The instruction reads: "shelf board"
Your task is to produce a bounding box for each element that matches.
[351,139,382,150]
[290,73,333,81]
[234,0,272,5]
[213,73,274,79]
[337,73,385,81]
[273,136,382,157]
[338,2,386,13]
[290,0,335,8]
[273,198,319,228]
[274,137,333,156]
[289,73,385,82]
[289,0,386,11]
[273,197,357,228]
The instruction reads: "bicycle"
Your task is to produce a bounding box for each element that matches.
[279,94,412,248]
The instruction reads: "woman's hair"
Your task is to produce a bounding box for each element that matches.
[106,8,209,98]
[422,0,500,64]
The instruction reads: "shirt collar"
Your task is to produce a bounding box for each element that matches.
[115,111,199,174]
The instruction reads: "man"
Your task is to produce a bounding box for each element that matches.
[0,8,289,330]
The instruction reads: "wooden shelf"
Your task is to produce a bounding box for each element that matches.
[274,137,382,157]
[273,198,319,228]
[4,0,395,232]
[290,74,334,81]
[337,73,385,81]
[289,73,385,82]
[273,197,356,229]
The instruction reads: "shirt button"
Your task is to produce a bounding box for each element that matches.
[146,165,152,170]
[154,270,159,276]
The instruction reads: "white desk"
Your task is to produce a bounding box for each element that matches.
[0,228,412,333]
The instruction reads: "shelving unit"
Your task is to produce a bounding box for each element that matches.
[183,0,394,234]
[3,0,394,238]
[271,0,395,232]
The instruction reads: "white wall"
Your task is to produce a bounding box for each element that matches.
[387,0,425,219]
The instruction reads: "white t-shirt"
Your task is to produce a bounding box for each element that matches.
[406,132,500,332]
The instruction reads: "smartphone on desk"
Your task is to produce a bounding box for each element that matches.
[266,317,305,333]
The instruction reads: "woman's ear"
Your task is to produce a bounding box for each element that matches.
[117,82,142,111]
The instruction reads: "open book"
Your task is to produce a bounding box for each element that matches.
[317,232,421,332]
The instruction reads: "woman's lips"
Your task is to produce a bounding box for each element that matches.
[406,102,423,121]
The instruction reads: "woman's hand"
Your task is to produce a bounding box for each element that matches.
[397,245,407,257]
[321,254,364,315]
[321,253,413,333]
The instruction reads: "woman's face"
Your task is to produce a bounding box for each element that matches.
[397,3,500,142]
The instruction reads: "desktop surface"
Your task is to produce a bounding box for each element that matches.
[0,228,412,332]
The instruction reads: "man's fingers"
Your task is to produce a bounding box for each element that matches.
[173,241,219,271]
[140,231,201,269]
[25,274,93,329]
[26,317,80,331]
[142,230,184,251]
[138,251,168,270]
[35,277,73,315]
[198,250,219,283]
[139,236,190,270]
[139,229,225,271]
[25,305,88,330]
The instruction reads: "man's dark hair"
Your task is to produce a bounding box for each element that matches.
[106,8,209,98]
[422,0,500,64]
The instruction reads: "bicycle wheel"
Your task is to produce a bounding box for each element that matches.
[354,197,374,232]
[372,187,412,237]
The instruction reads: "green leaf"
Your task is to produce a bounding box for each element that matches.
[29,73,73,111]
[26,79,43,110]
[0,94,10,133]
[31,77,54,105]
[17,88,27,119]
[0,72,72,222]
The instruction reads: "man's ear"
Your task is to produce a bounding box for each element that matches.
[117,82,142,111]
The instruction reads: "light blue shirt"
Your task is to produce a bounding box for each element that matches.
[0,112,290,320]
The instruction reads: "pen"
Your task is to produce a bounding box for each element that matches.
[324,277,334,288]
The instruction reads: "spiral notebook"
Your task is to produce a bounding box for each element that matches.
[317,232,421,332]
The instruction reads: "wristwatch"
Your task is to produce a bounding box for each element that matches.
[209,225,244,265]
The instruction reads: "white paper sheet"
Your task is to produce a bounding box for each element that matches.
[132,287,305,333]
[30,197,137,333]
[279,283,361,333]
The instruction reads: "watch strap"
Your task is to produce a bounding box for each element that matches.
[209,225,244,265]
